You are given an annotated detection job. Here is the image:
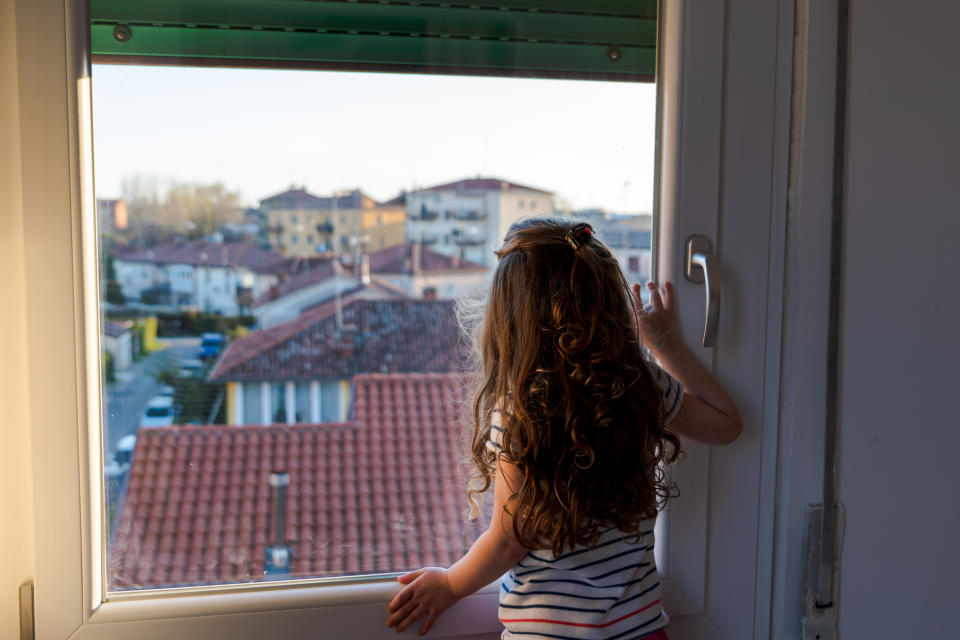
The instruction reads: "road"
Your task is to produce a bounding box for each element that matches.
[102,336,201,460]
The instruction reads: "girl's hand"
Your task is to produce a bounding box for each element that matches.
[386,567,458,636]
[633,281,682,356]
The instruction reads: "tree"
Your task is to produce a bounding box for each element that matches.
[120,176,244,245]
[101,248,125,305]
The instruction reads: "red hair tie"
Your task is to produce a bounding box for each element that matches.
[566,223,593,251]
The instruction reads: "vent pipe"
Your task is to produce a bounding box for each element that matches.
[265,470,291,576]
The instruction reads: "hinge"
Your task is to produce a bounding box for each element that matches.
[801,504,841,640]
[19,582,34,640]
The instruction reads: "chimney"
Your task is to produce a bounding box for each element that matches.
[265,470,291,577]
[360,254,371,285]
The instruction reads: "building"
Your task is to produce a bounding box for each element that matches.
[260,187,406,257]
[576,212,654,285]
[405,177,556,267]
[96,197,128,234]
[210,298,464,426]
[108,373,486,588]
[101,319,133,372]
[114,242,289,315]
[365,242,490,300]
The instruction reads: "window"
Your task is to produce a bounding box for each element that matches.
[24,1,797,639]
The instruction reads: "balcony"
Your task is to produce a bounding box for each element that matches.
[411,206,440,221]
[456,210,487,221]
[316,222,334,235]
[455,234,485,246]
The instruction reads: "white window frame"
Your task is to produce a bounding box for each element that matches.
[20,1,795,638]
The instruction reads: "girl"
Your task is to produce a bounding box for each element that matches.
[387,218,741,638]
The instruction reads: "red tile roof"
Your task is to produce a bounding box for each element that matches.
[260,187,379,211]
[418,176,553,195]
[365,243,486,275]
[108,373,486,589]
[210,298,464,382]
[118,242,288,274]
[252,259,338,307]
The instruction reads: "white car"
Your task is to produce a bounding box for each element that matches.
[139,395,175,428]
[179,358,205,379]
[157,385,175,398]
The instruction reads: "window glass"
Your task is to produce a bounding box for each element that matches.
[95,66,656,591]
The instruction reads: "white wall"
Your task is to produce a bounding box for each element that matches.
[836,1,960,636]
[0,0,37,637]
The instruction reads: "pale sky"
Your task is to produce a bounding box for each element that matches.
[91,65,657,213]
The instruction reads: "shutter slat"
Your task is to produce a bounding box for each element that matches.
[90,0,657,81]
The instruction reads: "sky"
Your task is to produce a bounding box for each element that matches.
[91,65,657,213]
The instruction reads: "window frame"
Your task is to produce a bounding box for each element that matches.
[21,0,793,638]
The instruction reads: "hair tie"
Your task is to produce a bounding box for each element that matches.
[566,223,593,251]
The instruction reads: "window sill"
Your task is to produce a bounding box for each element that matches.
[86,578,502,638]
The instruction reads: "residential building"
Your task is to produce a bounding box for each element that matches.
[365,242,489,299]
[405,177,555,267]
[209,298,463,426]
[260,187,406,257]
[108,373,486,588]
[252,259,407,329]
[114,242,289,315]
[576,212,654,285]
[96,197,128,233]
[101,320,133,371]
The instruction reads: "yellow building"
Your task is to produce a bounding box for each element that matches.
[260,187,406,257]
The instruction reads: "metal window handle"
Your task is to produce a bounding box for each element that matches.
[684,235,721,347]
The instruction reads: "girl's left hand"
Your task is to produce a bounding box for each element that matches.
[386,567,458,635]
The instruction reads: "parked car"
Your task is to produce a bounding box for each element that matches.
[157,385,175,398]
[199,332,224,359]
[105,434,138,479]
[139,395,175,428]
[178,358,205,379]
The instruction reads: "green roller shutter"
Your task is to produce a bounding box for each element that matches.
[89,0,657,81]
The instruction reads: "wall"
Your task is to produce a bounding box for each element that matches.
[836,0,960,635]
[0,0,37,637]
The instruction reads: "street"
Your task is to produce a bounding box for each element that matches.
[102,336,201,461]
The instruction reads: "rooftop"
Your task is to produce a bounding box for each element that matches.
[116,242,288,274]
[108,373,486,589]
[210,298,464,382]
[365,243,486,275]
[260,187,398,211]
[415,177,553,195]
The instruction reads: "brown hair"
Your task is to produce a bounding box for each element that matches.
[462,217,681,555]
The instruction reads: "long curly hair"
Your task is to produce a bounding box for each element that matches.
[462,217,681,556]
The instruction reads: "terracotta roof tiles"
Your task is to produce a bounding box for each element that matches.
[109,373,486,589]
[210,298,464,382]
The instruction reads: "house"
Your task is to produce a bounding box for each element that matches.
[114,241,289,315]
[107,373,486,588]
[96,198,128,233]
[260,187,406,257]
[210,298,464,426]
[405,177,556,267]
[575,212,654,285]
[251,244,487,329]
[101,319,133,372]
[364,242,490,300]
[251,257,408,329]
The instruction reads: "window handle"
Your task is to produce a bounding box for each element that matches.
[684,235,721,348]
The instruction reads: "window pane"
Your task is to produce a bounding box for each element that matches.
[95,67,656,591]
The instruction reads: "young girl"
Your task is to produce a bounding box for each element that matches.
[387,218,742,638]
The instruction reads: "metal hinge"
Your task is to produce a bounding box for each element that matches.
[19,583,34,640]
[801,504,843,640]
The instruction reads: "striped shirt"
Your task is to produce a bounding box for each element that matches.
[487,362,682,640]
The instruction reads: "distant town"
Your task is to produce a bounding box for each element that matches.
[98,176,653,590]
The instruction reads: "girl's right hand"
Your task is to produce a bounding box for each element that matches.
[633,281,681,356]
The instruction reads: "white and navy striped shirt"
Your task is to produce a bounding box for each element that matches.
[487,362,682,640]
